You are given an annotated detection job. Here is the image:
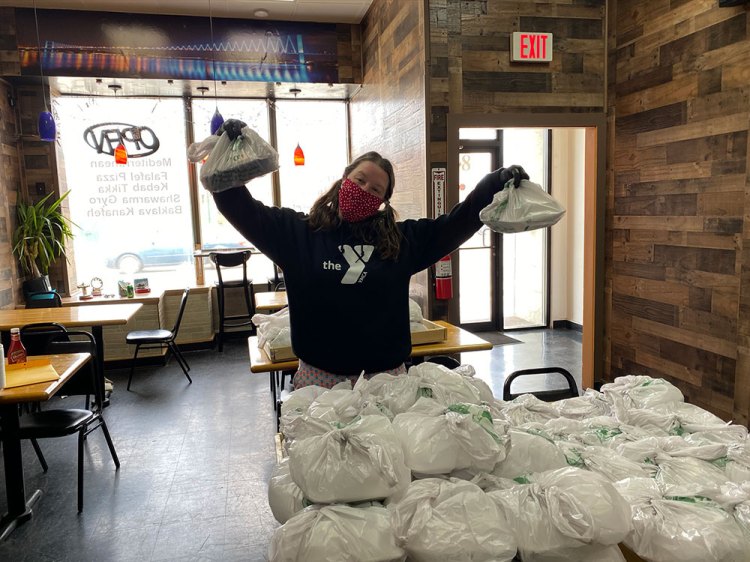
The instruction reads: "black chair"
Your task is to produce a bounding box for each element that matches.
[125,288,192,390]
[15,323,120,512]
[424,355,461,369]
[503,367,579,402]
[25,291,62,308]
[210,251,256,351]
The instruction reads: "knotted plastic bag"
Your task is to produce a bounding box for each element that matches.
[480,179,565,233]
[189,125,279,192]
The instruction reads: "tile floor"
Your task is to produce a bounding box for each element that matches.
[0,328,581,561]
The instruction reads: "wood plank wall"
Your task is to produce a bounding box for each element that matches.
[609,0,749,422]
[427,0,606,320]
[0,78,22,309]
[350,0,429,305]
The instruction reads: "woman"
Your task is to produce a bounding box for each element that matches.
[211,125,527,388]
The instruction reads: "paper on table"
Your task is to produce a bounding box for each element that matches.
[5,358,60,388]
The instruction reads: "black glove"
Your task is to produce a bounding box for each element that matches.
[499,164,529,188]
[219,118,247,140]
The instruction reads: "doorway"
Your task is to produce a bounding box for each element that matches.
[457,129,552,332]
[444,113,606,389]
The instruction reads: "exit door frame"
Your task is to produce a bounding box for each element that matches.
[444,113,607,390]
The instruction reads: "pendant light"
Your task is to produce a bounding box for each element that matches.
[33,1,55,141]
[109,84,127,164]
[208,0,224,134]
[290,87,304,166]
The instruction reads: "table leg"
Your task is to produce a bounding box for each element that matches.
[0,404,42,541]
[91,325,105,380]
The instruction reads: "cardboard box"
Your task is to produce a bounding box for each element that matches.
[262,319,447,361]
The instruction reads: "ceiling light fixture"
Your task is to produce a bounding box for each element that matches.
[109,84,127,164]
[290,87,305,166]
[254,9,269,18]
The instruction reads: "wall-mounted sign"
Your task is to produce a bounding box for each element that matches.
[432,167,446,217]
[510,32,553,62]
[83,123,160,158]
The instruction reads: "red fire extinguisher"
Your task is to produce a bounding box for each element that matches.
[435,255,453,299]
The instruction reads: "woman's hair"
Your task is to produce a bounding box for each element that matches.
[307,151,402,260]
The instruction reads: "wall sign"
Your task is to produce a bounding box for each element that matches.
[510,32,553,62]
[432,167,446,217]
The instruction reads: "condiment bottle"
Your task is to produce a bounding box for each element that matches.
[8,327,27,365]
[0,343,5,389]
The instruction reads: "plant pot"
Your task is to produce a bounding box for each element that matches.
[23,275,52,300]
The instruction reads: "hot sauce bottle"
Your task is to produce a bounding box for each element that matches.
[8,327,27,365]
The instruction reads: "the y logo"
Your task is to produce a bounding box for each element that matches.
[338,245,374,284]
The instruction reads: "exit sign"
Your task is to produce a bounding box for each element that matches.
[511,32,553,62]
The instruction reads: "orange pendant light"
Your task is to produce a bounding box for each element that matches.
[294,143,305,166]
[114,142,128,164]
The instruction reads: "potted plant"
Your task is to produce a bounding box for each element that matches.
[12,190,76,299]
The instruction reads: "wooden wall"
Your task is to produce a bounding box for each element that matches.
[0,78,22,309]
[427,0,606,320]
[350,0,429,304]
[608,0,750,422]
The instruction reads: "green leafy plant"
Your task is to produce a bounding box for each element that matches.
[12,191,76,279]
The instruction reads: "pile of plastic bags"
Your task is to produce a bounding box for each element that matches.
[266,365,750,561]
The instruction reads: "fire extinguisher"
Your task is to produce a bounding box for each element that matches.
[435,255,453,299]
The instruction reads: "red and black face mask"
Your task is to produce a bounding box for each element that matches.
[338,178,383,222]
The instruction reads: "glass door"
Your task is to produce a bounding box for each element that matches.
[457,128,550,331]
[501,128,549,329]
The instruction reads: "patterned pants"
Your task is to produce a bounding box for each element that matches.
[292,359,407,390]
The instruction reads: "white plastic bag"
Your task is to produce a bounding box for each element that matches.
[268,459,308,524]
[489,467,632,556]
[198,125,279,192]
[392,403,507,474]
[479,179,565,233]
[388,478,516,562]
[288,415,410,504]
[268,504,405,562]
[492,428,569,479]
[615,478,750,562]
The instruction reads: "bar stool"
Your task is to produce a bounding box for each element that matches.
[210,250,256,351]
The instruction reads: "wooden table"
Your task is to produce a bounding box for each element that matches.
[0,303,142,377]
[0,353,92,540]
[248,321,492,374]
[248,321,493,428]
[254,291,288,313]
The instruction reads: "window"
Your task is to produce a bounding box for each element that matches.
[56,94,349,293]
[191,99,274,284]
[275,100,348,213]
[57,97,193,292]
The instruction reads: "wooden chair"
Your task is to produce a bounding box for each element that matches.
[125,288,192,390]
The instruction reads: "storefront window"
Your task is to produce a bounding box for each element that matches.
[57,97,193,294]
[275,100,348,213]
[192,99,274,285]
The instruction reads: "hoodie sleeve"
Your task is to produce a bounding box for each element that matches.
[211,185,302,270]
[401,167,515,273]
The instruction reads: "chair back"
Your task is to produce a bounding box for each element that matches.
[210,251,251,287]
[503,366,579,402]
[20,323,103,410]
[26,291,62,308]
[170,288,191,336]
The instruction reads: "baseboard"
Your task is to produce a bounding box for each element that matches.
[552,320,583,333]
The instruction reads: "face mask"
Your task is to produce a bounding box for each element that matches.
[338,178,383,222]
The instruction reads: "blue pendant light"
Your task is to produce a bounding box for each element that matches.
[38,110,56,141]
[208,0,224,135]
[210,107,224,135]
[34,1,55,142]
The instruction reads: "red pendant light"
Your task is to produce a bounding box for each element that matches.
[114,142,128,164]
[294,143,305,166]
